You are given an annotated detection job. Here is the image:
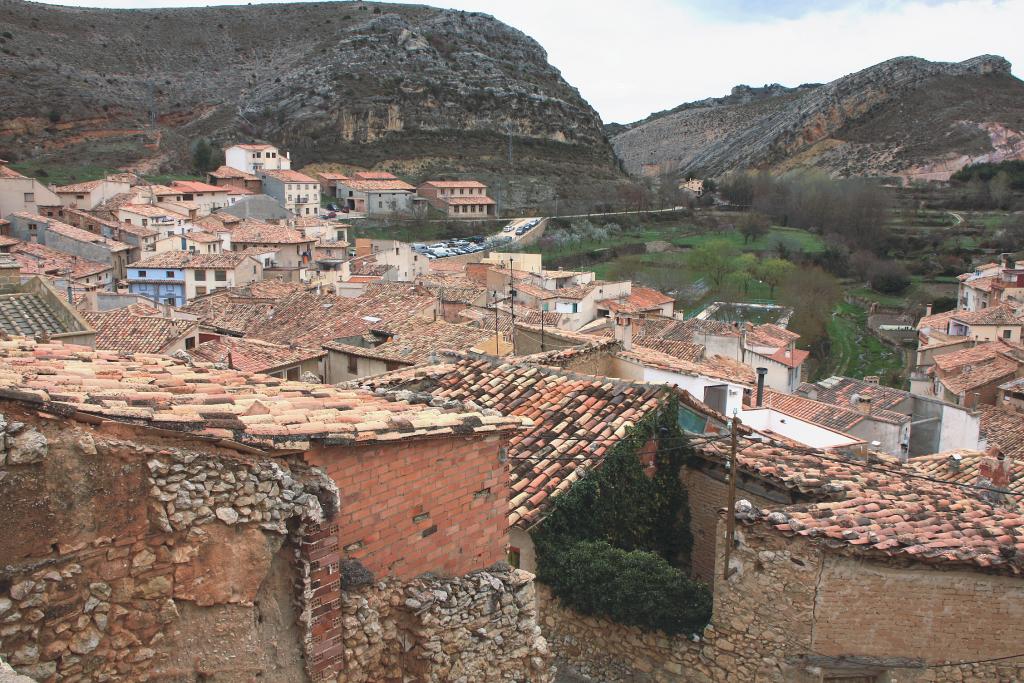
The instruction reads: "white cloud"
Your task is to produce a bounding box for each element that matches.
[28,0,1024,123]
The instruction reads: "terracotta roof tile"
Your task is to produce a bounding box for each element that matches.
[261,169,318,184]
[0,337,526,450]
[10,213,130,252]
[420,180,487,188]
[129,251,257,270]
[223,219,316,245]
[11,241,111,280]
[979,406,1024,459]
[798,376,910,412]
[950,304,1022,327]
[83,304,195,354]
[191,336,325,374]
[207,165,259,181]
[763,389,909,430]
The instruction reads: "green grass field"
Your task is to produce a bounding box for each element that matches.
[817,302,907,386]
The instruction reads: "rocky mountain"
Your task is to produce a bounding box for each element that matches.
[0,1,619,204]
[612,55,1024,182]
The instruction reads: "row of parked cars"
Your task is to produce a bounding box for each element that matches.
[412,237,487,259]
[502,218,541,237]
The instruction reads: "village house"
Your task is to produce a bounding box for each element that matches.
[153,230,223,255]
[219,193,293,221]
[417,180,496,218]
[190,335,326,381]
[595,285,675,318]
[5,212,132,280]
[315,170,350,196]
[62,208,159,254]
[912,339,1024,408]
[10,240,114,292]
[979,404,1024,458]
[335,176,416,214]
[946,303,1023,342]
[957,254,1024,311]
[223,219,316,282]
[0,253,95,346]
[117,203,192,238]
[353,238,428,282]
[0,336,548,683]
[258,169,321,217]
[164,180,231,215]
[50,177,132,210]
[126,251,263,306]
[915,305,974,367]
[998,376,1024,412]
[798,374,981,456]
[206,165,263,193]
[0,161,62,217]
[224,143,291,175]
[82,301,199,354]
[740,323,807,393]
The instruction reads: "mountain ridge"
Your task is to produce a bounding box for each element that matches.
[611,54,1024,182]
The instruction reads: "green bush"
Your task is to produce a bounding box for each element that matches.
[547,541,712,634]
[533,401,711,634]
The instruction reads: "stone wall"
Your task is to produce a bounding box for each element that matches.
[539,513,1024,682]
[336,565,552,683]
[0,403,332,682]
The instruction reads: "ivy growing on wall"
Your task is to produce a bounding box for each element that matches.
[533,396,712,634]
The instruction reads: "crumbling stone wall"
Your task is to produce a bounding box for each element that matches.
[0,404,332,682]
[336,564,553,683]
[539,518,1024,682]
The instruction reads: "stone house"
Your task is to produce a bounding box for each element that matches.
[0,163,62,217]
[224,143,291,175]
[957,254,1024,311]
[206,165,263,193]
[0,337,549,683]
[223,219,316,283]
[50,177,132,210]
[153,231,223,256]
[0,254,96,347]
[416,180,496,218]
[190,335,325,381]
[258,169,321,218]
[9,240,115,292]
[82,302,199,354]
[946,304,1023,342]
[5,212,132,280]
[915,340,1024,407]
[353,238,429,282]
[62,208,159,254]
[116,204,192,240]
[335,177,416,214]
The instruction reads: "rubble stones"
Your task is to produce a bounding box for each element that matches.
[7,429,47,465]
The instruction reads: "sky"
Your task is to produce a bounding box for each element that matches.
[30,0,1024,123]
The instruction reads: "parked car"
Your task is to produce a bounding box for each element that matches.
[515,227,527,236]
[326,203,340,212]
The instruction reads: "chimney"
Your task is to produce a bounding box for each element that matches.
[755,367,768,407]
[856,395,872,414]
[947,453,963,471]
[614,314,633,351]
[925,303,933,317]
[864,375,880,385]
[0,253,22,294]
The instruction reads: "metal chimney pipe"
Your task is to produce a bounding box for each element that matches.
[756,367,768,407]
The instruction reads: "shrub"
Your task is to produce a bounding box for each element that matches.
[533,401,711,634]
[545,541,712,634]
[868,261,911,294]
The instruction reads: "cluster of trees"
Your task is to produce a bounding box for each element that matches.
[718,170,890,252]
[952,161,1024,210]
[191,139,224,175]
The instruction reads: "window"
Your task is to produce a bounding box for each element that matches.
[1004,329,1013,339]
[76,194,85,200]
[286,367,300,381]
[508,547,521,568]
[163,271,173,278]
[214,270,227,282]
[195,269,206,281]
[571,303,578,313]
[195,286,207,295]
[185,337,196,350]
[347,354,357,374]
[23,192,34,203]
[138,270,147,278]
[165,297,175,305]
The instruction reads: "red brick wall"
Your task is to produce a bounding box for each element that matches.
[303,433,509,581]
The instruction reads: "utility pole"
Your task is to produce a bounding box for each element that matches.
[540,307,545,351]
[493,290,499,356]
[723,414,739,582]
[508,258,516,355]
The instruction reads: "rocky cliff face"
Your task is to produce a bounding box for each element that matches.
[613,55,1024,181]
[0,1,615,190]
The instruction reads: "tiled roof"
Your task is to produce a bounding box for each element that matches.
[680,317,743,339]
[119,204,179,219]
[979,406,1024,459]
[340,179,415,192]
[962,275,1000,293]
[193,214,241,230]
[365,354,668,529]
[535,321,707,365]
[10,213,130,252]
[0,294,73,336]
[933,341,1024,394]
[444,196,497,206]
[11,242,111,280]
[170,180,228,194]
[0,236,20,248]
[323,319,497,366]
[226,219,315,245]
[753,346,809,369]
[208,166,259,181]
[699,438,1024,573]
[0,165,26,179]
[917,308,960,331]
[0,338,526,449]
[181,231,222,244]
[226,187,256,196]
[619,344,755,385]
[53,179,104,193]
[316,172,350,182]
[745,323,800,348]
[353,171,399,180]
[416,281,487,305]
[261,169,318,184]
[129,251,256,270]
[799,376,910,413]
[420,180,487,188]
[182,283,435,348]
[764,389,909,430]
[951,304,1022,326]
[999,377,1024,393]
[596,286,674,314]
[232,143,278,150]
[83,304,194,354]
[909,449,1024,495]
[190,336,325,374]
